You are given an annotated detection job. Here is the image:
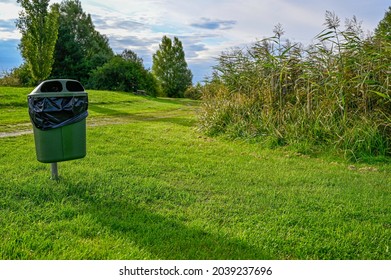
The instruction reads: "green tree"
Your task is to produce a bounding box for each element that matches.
[152,36,193,97]
[90,52,158,96]
[375,6,391,41]
[51,0,113,84]
[370,6,391,107]
[15,0,59,83]
[121,49,144,66]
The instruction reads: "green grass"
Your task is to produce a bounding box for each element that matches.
[0,86,390,259]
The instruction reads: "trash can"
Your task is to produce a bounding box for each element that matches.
[28,79,88,163]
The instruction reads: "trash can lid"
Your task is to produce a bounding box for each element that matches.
[28,79,87,97]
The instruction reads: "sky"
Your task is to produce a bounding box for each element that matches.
[0,0,390,83]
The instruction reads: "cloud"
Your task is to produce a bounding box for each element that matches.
[0,0,17,3]
[191,18,237,30]
[182,42,208,60]
[0,2,20,20]
[0,19,20,40]
[0,19,15,31]
[92,14,147,32]
[108,35,159,55]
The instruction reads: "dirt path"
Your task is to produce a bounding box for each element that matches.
[0,130,33,138]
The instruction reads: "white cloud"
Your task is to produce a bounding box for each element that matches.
[0,3,20,20]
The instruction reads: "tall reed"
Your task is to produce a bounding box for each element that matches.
[199,12,391,160]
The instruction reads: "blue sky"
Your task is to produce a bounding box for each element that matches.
[0,0,390,83]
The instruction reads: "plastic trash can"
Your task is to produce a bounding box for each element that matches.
[28,79,88,163]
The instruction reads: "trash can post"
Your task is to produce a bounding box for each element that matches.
[51,162,59,180]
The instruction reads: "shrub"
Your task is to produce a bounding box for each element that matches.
[0,64,35,87]
[184,83,203,100]
[89,55,158,96]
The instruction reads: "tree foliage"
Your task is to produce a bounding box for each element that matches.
[121,49,144,66]
[15,0,59,83]
[51,0,113,84]
[375,6,391,41]
[152,36,193,97]
[89,50,158,96]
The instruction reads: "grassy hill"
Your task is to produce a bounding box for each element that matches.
[0,87,390,259]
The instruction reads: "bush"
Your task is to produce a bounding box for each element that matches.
[0,71,20,86]
[89,55,158,96]
[0,64,34,87]
[184,83,203,100]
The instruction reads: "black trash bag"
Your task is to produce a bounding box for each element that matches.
[28,95,88,130]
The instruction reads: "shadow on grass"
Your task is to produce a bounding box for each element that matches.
[89,104,197,128]
[151,97,200,107]
[0,101,28,108]
[61,177,268,259]
[86,198,269,260]
[89,104,128,116]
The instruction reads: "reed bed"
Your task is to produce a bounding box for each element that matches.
[199,12,391,160]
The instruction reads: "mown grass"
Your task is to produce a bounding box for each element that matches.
[0,87,195,132]
[0,86,390,259]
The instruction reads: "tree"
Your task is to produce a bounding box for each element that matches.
[51,0,113,84]
[152,36,193,97]
[121,49,144,66]
[15,0,59,83]
[374,6,391,41]
[89,52,158,96]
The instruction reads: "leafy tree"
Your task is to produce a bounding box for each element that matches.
[15,0,59,83]
[89,53,158,96]
[152,36,193,97]
[121,49,144,66]
[364,7,391,116]
[375,6,391,41]
[51,0,113,84]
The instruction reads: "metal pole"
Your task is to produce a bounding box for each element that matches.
[51,162,59,180]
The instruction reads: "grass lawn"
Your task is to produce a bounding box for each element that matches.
[0,87,390,259]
